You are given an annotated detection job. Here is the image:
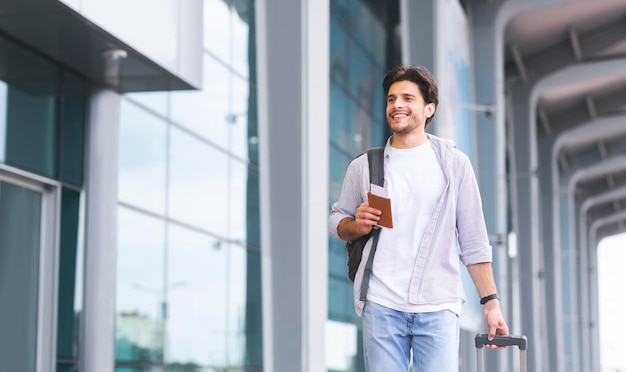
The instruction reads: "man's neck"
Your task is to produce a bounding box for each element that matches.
[391,131,429,149]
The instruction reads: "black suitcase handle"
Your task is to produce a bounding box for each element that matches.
[475,334,527,350]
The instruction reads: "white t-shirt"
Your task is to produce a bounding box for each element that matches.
[367,140,462,314]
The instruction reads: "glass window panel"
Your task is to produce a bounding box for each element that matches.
[0,35,59,178]
[328,277,346,322]
[0,82,7,162]
[230,74,250,160]
[165,224,227,366]
[328,276,357,324]
[226,243,246,366]
[118,100,167,215]
[328,237,347,278]
[242,251,263,367]
[204,0,232,61]
[4,75,58,178]
[355,105,374,153]
[56,188,82,360]
[330,18,348,90]
[329,84,352,153]
[228,158,246,244]
[247,86,259,166]
[116,207,165,363]
[325,320,358,372]
[60,71,86,186]
[373,68,386,120]
[170,56,230,149]
[56,363,77,372]
[372,120,388,148]
[168,127,228,233]
[360,6,386,66]
[347,1,367,46]
[245,168,260,249]
[348,102,374,155]
[125,91,170,118]
[347,43,373,100]
[231,2,251,77]
[0,181,41,372]
[329,145,351,204]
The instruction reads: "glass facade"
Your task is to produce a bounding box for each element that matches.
[115,0,262,370]
[327,0,400,370]
[0,180,42,372]
[0,36,86,185]
[0,32,87,372]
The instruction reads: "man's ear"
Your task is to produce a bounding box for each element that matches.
[426,102,435,118]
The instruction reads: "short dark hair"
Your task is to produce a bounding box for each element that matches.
[382,65,439,127]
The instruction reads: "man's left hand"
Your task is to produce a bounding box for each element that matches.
[484,300,509,349]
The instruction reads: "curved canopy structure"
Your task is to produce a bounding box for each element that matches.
[490,0,626,371]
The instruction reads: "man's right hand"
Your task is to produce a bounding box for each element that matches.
[337,202,381,241]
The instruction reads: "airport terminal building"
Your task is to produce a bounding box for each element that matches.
[2,0,626,371]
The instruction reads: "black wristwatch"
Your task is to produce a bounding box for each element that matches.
[480,293,500,305]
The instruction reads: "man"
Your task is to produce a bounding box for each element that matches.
[328,65,508,371]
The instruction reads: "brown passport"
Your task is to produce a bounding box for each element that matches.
[367,192,393,228]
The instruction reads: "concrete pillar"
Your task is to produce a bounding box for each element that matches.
[400,0,435,73]
[507,82,546,372]
[81,86,121,372]
[256,1,330,371]
[471,1,509,371]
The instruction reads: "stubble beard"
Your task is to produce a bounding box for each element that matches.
[388,112,422,135]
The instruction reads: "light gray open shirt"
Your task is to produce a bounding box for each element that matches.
[328,134,493,316]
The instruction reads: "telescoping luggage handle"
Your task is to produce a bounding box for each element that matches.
[475,334,527,372]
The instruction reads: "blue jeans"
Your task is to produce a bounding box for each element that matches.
[362,301,460,372]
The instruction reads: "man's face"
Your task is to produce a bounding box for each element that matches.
[386,80,434,135]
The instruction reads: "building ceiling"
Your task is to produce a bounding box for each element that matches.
[0,0,197,92]
[503,0,626,240]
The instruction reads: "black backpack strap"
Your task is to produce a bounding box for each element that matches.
[360,147,385,300]
[368,148,384,187]
[360,227,380,301]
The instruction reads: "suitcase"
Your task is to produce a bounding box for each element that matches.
[474,334,528,372]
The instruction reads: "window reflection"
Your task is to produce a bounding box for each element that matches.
[0,82,6,162]
[118,100,167,215]
[168,127,229,233]
[57,188,83,360]
[4,70,59,178]
[231,1,252,76]
[228,158,247,243]
[329,84,352,153]
[165,224,227,366]
[245,168,261,249]
[204,0,232,61]
[226,243,246,366]
[125,91,170,118]
[229,74,250,160]
[115,0,259,369]
[116,207,166,363]
[325,320,358,372]
[60,70,86,187]
[170,57,230,149]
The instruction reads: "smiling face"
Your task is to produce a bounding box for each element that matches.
[386,80,435,136]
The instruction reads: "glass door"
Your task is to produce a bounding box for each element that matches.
[0,171,59,372]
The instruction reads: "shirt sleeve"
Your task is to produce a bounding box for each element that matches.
[455,151,493,265]
[328,155,366,241]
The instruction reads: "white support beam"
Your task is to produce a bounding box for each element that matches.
[568,28,583,61]
[585,95,597,119]
[539,108,553,137]
[511,44,529,82]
